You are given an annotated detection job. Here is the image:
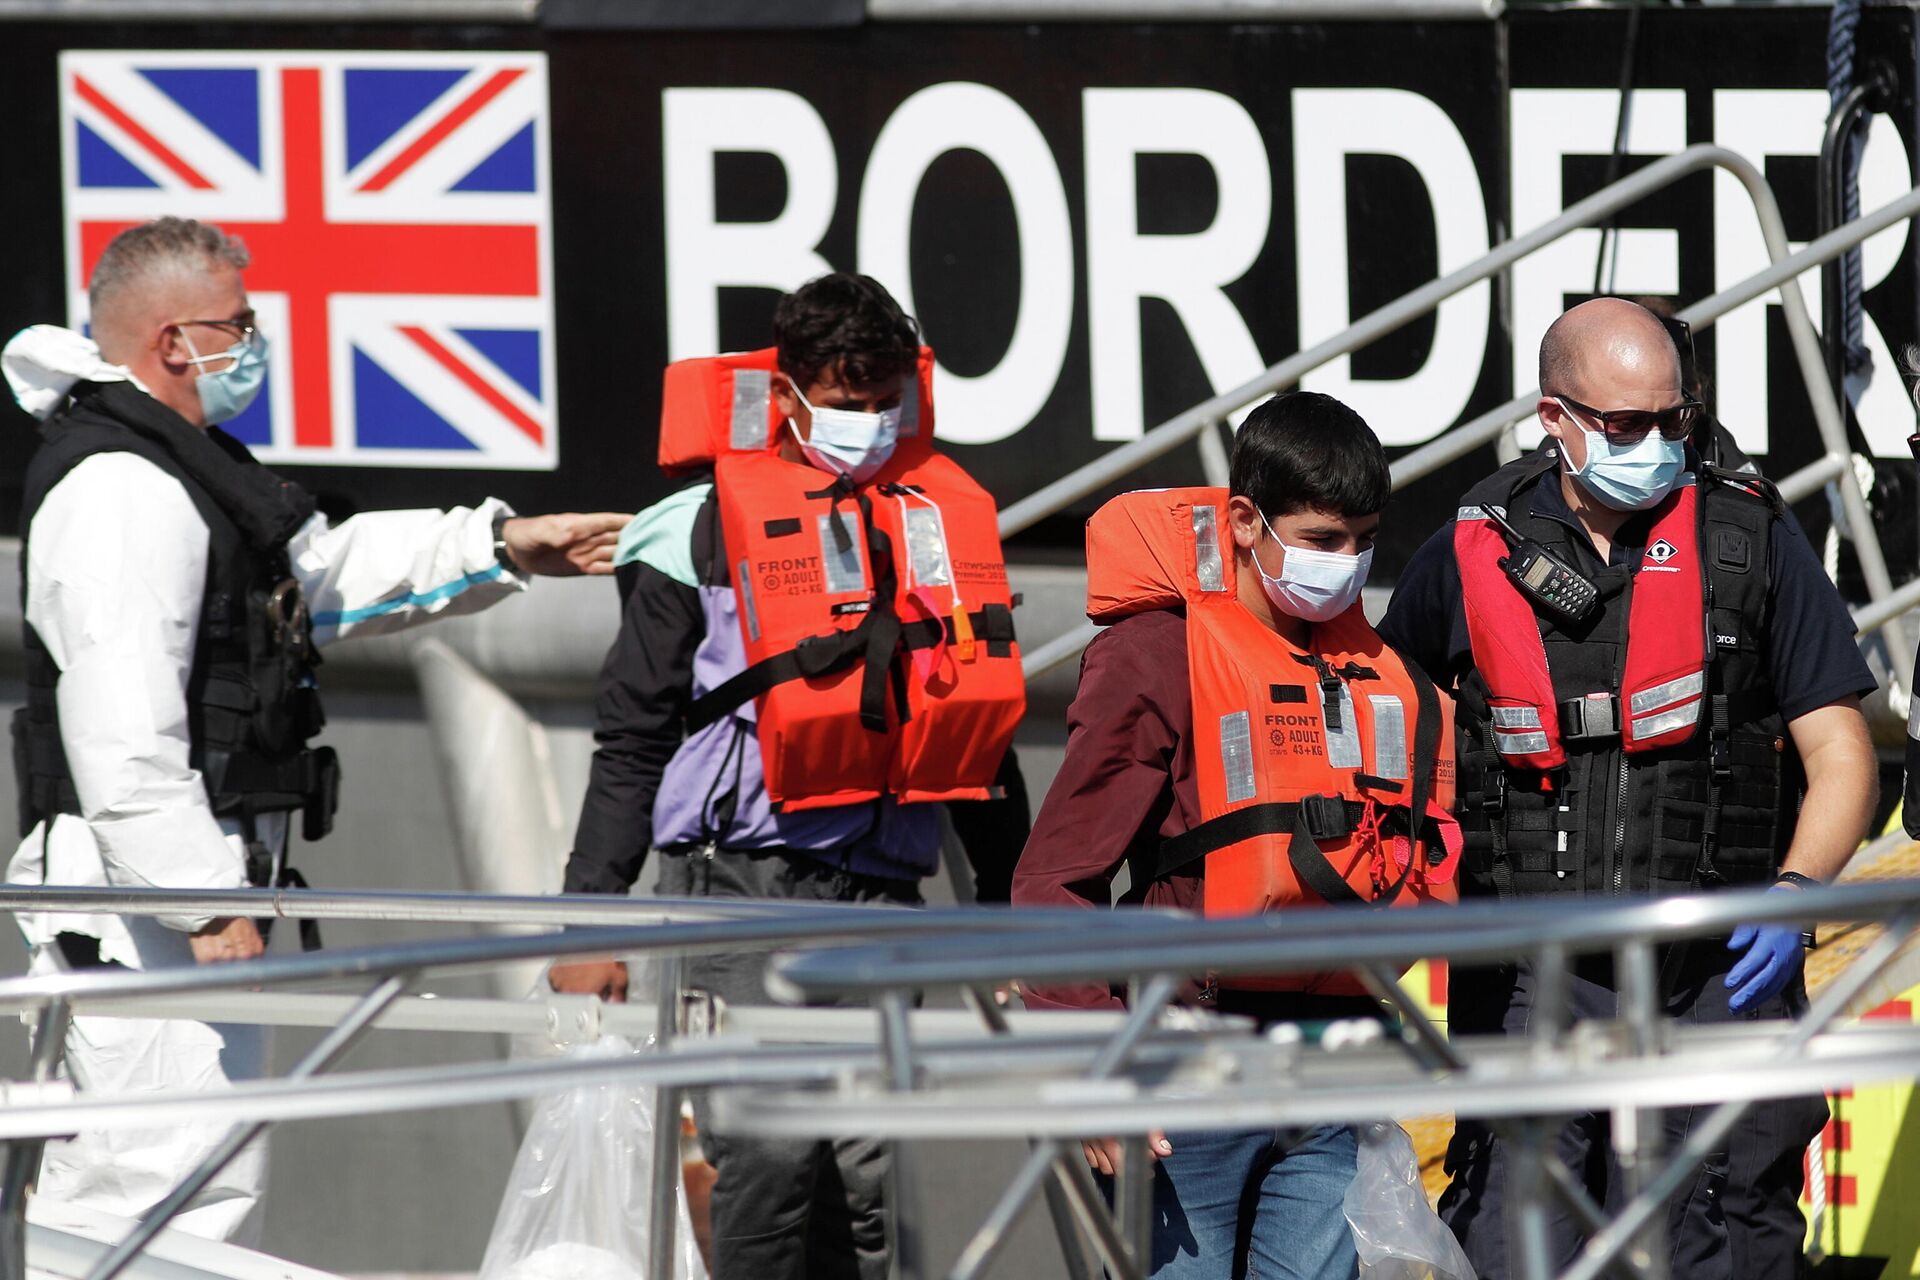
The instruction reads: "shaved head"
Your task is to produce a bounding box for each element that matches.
[1539,297,1681,400]
[89,218,250,363]
[82,217,256,428]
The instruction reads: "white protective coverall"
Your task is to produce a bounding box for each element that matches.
[3,326,529,1243]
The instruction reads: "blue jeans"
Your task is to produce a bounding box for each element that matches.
[1146,1124,1360,1280]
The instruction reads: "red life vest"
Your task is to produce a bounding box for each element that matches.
[1087,488,1459,990]
[661,347,1024,813]
[1454,477,1706,771]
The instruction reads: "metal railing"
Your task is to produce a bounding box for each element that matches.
[742,879,1920,1280]
[0,895,1152,1280]
[1008,143,1920,695]
[6,882,1919,1280]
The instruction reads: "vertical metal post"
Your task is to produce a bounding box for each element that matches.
[647,955,684,1280]
[1510,1120,1556,1280]
[1117,1135,1153,1272]
[1614,941,1667,1280]
[876,991,924,1280]
[1,999,71,1280]
[1195,417,1232,488]
[1532,943,1569,1062]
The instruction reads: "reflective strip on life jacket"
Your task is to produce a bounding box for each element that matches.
[656,346,938,475]
[1455,478,1707,768]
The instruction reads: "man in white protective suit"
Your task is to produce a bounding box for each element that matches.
[4,216,626,1242]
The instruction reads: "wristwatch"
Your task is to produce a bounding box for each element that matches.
[491,509,522,574]
[1774,871,1821,949]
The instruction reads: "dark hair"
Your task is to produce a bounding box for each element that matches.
[773,272,921,392]
[1229,392,1389,519]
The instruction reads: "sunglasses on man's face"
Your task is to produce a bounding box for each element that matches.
[1554,393,1704,447]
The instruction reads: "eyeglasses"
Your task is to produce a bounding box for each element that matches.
[1552,393,1703,446]
[177,317,261,350]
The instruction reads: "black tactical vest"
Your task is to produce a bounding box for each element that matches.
[1454,453,1794,900]
[13,381,339,863]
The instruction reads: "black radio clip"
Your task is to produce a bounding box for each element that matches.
[1477,504,1599,629]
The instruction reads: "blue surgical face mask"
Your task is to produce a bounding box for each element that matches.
[182,329,268,427]
[788,382,901,484]
[1559,400,1686,512]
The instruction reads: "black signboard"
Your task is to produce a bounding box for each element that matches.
[0,7,1913,577]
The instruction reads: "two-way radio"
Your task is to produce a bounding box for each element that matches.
[1476,503,1600,629]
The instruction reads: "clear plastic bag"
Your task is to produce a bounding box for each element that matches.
[1344,1122,1476,1280]
[477,1034,708,1280]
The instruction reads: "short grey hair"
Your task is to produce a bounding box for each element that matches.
[87,217,250,322]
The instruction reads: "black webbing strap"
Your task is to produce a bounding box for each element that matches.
[1403,659,1443,874]
[1694,691,1733,887]
[1152,798,1357,881]
[685,622,874,734]
[688,606,1019,734]
[899,604,1018,653]
[845,487,903,734]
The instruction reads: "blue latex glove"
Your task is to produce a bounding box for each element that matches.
[1725,886,1807,1013]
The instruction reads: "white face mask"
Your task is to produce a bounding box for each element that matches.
[1250,512,1373,622]
[788,381,901,484]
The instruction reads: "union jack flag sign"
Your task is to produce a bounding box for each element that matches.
[60,51,557,470]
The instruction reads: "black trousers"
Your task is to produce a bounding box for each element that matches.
[1438,943,1828,1280]
[657,846,922,1280]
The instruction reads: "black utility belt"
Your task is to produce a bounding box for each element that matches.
[211,745,341,843]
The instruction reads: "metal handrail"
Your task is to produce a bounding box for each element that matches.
[997,143,1828,539]
[871,0,1504,17]
[1012,144,1918,689]
[1387,181,1920,646]
[0,900,1168,1017]
[770,878,1912,997]
[0,885,912,928]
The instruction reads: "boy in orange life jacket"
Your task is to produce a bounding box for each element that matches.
[1013,392,1457,1280]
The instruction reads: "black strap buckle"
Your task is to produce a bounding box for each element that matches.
[1557,693,1619,742]
[1478,763,1507,815]
[1299,794,1353,842]
[793,630,853,678]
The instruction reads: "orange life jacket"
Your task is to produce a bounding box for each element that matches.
[1087,488,1460,990]
[661,347,1025,813]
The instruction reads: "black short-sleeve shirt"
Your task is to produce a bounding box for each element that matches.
[1377,470,1876,724]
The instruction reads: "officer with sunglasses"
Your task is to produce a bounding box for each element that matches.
[1380,297,1876,1280]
